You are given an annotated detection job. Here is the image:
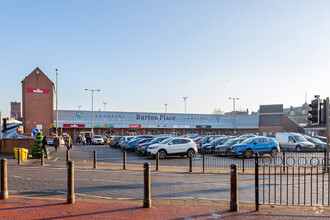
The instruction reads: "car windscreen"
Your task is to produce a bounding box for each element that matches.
[225,139,237,145]
[241,137,256,145]
[94,136,102,138]
[160,138,173,144]
[293,135,307,142]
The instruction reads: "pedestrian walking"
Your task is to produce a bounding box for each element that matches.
[41,136,48,159]
[82,136,86,146]
[77,135,81,146]
[53,135,59,152]
[65,135,73,150]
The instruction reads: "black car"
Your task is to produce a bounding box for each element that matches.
[305,137,327,151]
[203,137,230,153]
[214,138,245,155]
[136,137,169,155]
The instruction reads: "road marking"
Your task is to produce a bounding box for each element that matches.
[84,160,87,163]
[54,157,59,162]
[12,176,24,179]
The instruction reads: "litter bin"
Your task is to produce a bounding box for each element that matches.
[21,148,28,160]
[14,147,19,159]
[14,148,29,160]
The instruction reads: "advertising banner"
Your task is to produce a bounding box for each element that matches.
[27,88,49,94]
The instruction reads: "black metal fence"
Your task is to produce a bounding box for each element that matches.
[201,150,328,173]
[256,151,330,210]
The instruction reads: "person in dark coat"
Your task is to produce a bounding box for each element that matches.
[53,135,59,152]
[42,136,48,159]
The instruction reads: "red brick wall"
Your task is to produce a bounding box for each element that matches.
[22,68,54,136]
[0,138,34,154]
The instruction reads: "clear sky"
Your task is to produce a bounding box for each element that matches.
[1,0,330,118]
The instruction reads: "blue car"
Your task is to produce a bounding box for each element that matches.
[231,137,280,157]
[126,137,153,151]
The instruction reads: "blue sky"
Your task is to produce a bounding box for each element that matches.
[1,0,330,117]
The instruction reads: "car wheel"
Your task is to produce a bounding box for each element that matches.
[187,149,195,158]
[158,150,166,159]
[296,146,301,152]
[270,148,278,157]
[180,155,185,158]
[316,146,322,151]
[244,149,253,158]
[225,149,231,156]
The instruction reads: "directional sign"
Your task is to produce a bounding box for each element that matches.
[32,128,40,136]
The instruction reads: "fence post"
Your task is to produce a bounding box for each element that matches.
[18,148,21,165]
[0,159,8,199]
[189,154,193,173]
[156,152,159,171]
[123,151,127,170]
[143,162,151,208]
[199,142,202,153]
[242,155,245,173]
[230,164,239,212]
[94,151,97,169]
[41,150,44,166]
[67,160,75,204]
[202,150,205,173]
[66,150,69,167]
[255,153,259,211]
[283,149,286,173]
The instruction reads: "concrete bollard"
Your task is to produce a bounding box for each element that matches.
[189,154,193,173]
[123,151,127,170]
[67,160,75,204]
[41,151,44,166]
[18,148,21,165]
[66,150,69,167]
[156,152,159,171]
[230,164,239,212]
[1,159,8,199]
[94,151,97,169]
[143,162,151,208]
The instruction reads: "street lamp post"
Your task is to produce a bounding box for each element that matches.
[229,97,239,134]
[103,102,107,111]
[183,97,188,113]
[164,104,168,113]
[85,89,100,135]
[55,69,59,136]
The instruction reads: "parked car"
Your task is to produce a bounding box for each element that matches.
[118,136,135,149]
[313,135,327,143]
[46,136,54,145]
[231,137,280,157]
[92,135,105,145]
[126,137,153,151]
[146,138,197,159]
[214,138,245,155]
[203,137,232,153]
[239,134,257,139]
[304,136,327,151]
[110,136,123,147]
[276,132,315,151]
[136,137,170,155]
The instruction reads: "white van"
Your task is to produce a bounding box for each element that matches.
[275,132,315,151]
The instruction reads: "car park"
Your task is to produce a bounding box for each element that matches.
[276,132,315,151]
[214,138,245,155]
[231,137,280,157]
[146,137,197,159]
[313,135,327,143]
[92,135,105,145]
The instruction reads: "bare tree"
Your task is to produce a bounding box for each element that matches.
[212,108,224,115]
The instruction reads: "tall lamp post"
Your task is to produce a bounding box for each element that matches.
[55,69,59,136]
[85,89,100,135]
[183,97,188,113]
[103,102,107,111]
[229,97,239,134]
[164,104,168,113]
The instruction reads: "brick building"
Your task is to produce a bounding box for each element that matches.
[10,102,21,120]
[21,68,54,136]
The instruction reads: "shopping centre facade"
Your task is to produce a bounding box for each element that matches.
[20,68,300,139]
